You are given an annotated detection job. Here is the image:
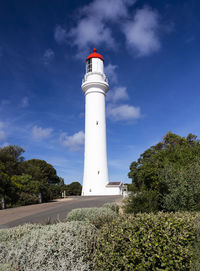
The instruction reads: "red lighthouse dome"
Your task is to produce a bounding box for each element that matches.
[86,48,104,62]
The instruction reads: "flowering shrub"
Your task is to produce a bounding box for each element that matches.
[94,212,200,270]
[0,221,97,271]
[66,207,116,228]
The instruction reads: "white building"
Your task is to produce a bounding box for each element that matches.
[81,48,122,196]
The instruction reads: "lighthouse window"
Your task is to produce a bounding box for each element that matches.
[87,59,92,73]
[96,121,99,125]
[98,170,100,175]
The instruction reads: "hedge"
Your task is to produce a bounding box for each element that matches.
[0,221,97,271]
[102,202,119,214]
[0,223,43,242]
[0,263,15,271]
[66,207,116,228]
[94,212,200,270]
[1,210,199,271]
[124,190,160,213]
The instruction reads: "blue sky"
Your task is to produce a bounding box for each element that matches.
[0,0,200,184]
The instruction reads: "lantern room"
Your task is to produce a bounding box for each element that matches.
[86,48,104,74]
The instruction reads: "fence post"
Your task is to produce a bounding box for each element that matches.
[39,193,42,204]
[1,196,5,209]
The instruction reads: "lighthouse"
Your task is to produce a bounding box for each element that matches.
[81,48,122,196]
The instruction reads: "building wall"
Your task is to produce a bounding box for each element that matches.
[82,89,109,195]
[105,186,122,195]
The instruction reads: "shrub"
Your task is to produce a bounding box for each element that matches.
[102,202,119,214]
[17,191,39,205]
[0,263,15,271]
[94,212,200,270]
[160,163,200,212]
[0,223,43,242]
[124,189,160,213]
[66,207,116,228]
[191,217,200,270]
[0,221,97,271]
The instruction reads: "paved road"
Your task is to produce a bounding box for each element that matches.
[0,196,122,229]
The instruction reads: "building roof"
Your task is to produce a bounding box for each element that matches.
[86,48,104,62]
[106,182,122,186]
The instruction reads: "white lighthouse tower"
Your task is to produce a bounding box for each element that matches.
[81,48,122,196]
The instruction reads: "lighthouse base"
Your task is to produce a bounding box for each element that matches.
[82,182,123,196]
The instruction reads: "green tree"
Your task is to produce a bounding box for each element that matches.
[127,132,200,212]
[0,172,11,197]
[20,159,61,202]
[0,145,25,176]
[20,159,59,185]
[0,146,64,207]
[0,171,19,208]
[67,182,82,195]
[0,145,83,208]
[0,145,25,162]
[160,162,200,211]
[58,177,65,186]
[10,174,40,205]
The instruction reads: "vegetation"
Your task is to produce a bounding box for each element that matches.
[0,263,15,271]
[0,145,82,208]
[127,132,200,213]
[64,181,82,196]
[0,205,199,270]
[66,207,117,229]
[0,222,97,271]
[102,202,119,214]
[94,212,199,271]
[192,217,200,271]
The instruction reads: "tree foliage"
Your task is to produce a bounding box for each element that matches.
[160,162,200,211]
[0,145,82,208]
[67,182,82,195]
[127,132,200,212]
[20,159,59,184]
[0,145,24,177]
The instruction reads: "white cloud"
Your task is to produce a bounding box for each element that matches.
[107,86,129,103]
[60,131,84,151]
[122,6,160,56]
[81,0,136,22]
[21,96,29,108]
[43,48,55,65]
[32,125,53,140]
[107,104,141,121]
[54,2,164,58]
[104,64,118,83]
[68,17,115,54]
[0,121,6,142]
[54,25,67,44]
[55,0,136,56]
